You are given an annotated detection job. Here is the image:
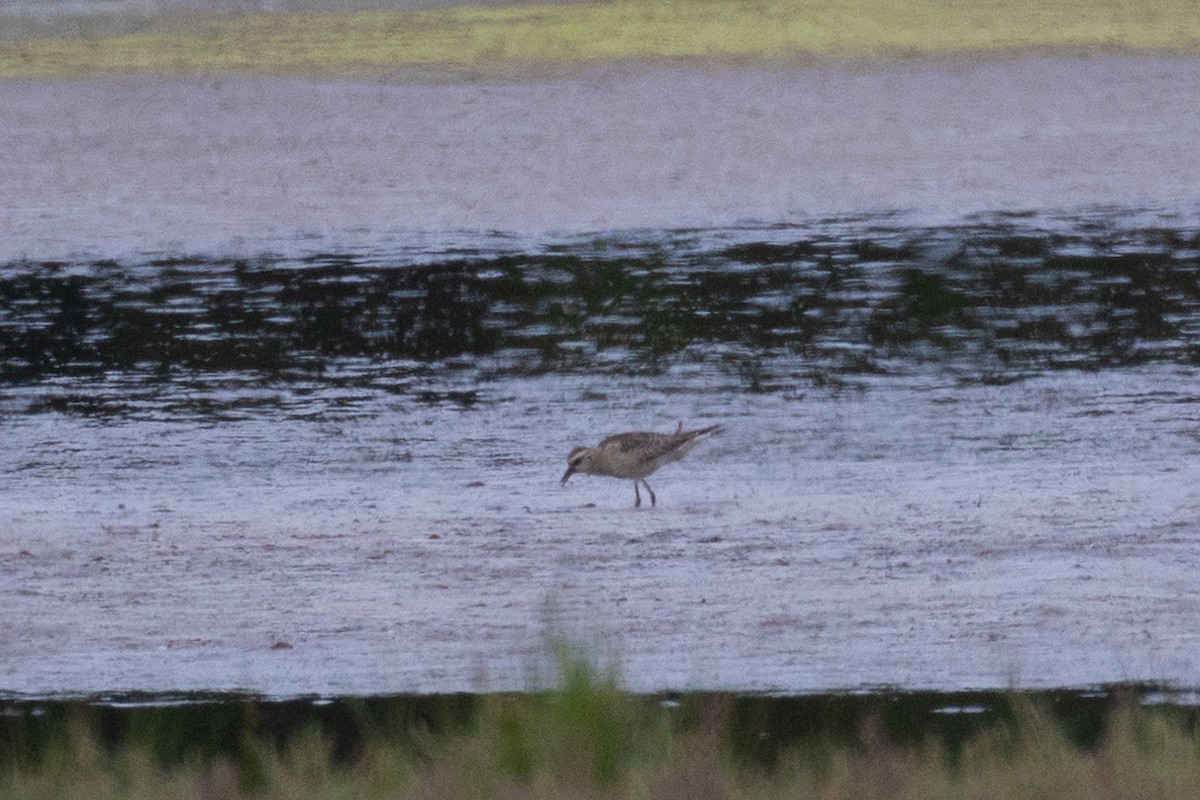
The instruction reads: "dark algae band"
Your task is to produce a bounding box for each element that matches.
[3,216,1199,418]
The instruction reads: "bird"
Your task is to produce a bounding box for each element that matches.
[560,422,723,507]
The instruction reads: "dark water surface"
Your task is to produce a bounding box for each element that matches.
[5,213,1200,418]
[3,212,1200,695]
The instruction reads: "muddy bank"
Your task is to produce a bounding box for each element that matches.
[4,56,1200,260]
[5,365,1200,696]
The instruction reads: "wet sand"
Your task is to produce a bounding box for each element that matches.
[5,370,1200,696]
[4,56,1200,260]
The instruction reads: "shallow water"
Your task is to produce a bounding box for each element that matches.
[4,213,1200,696]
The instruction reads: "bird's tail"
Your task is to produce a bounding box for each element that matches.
[686,423,723,438]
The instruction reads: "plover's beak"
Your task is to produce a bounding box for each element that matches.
[560,466,574,485]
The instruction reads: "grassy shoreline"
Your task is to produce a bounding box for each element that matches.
[4,684,1200,798]
[2,0,1200,79]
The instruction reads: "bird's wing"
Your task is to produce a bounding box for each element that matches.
[602,431,687,466]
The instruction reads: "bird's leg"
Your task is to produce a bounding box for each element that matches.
[641,479,656,508]
[633,480,642,508]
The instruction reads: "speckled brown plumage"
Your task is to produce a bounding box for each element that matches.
[560,423,722,507]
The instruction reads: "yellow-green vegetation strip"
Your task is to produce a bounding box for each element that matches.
[2,0,1200,78]
[6,690,1200,799]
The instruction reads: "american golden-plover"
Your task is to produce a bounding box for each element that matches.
[560,422,723,507]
